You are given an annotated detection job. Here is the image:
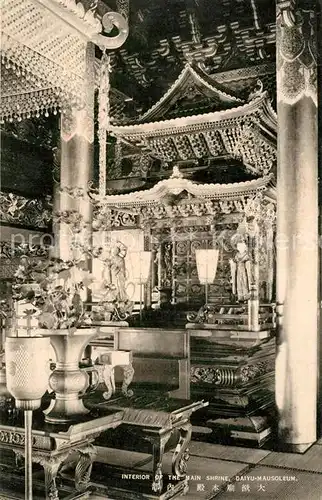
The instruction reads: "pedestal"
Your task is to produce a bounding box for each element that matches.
[187,326,275,446]
[43,328,98,423]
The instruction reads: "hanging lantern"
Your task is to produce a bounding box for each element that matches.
[195,249,219,285]
[5,336,50,410]
[195,249,219,305]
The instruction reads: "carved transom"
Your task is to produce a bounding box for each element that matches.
[95,187,276,230]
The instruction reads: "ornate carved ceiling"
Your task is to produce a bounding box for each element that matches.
[107,0,276,107]
[100,0,278,188]
[0,0,279,200]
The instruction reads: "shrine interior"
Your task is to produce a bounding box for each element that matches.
[0,0,321,499]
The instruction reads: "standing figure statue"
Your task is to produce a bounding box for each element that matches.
[229,234,253,302]
[98,240,133,321]
[105,241,129,303]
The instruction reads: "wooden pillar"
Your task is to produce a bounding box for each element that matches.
[275,0,318,451]
[54,43,95,265]
[317,3,322,438]
[144,228,152,308]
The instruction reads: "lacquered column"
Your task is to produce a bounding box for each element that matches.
[275,1,318,451]
[54,42,95,264]
[47,43,96,423]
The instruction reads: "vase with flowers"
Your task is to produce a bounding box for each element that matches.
[11,256,99,423]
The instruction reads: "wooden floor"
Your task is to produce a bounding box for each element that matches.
[90,438,322,500]
[1,438,322,499]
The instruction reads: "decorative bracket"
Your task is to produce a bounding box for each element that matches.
[277,0,296,28]
[92,12,129,50]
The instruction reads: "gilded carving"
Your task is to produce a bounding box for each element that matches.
[277,2,317,105]
[98,52,111,196]
[146,122,276,176]
[0,192,52,229]
[187,300,276,327]
[239,361,273,383]
[137,197,267,227]
[191,366,239,386]
[190,366,219,385]
[93,207,138,231]
[191,362,273,387]
[91,11,129,51]
[14,449,71,500]
[121,364,135,397]
[60,106,94,144]
[172,423,191,479]
[111,212,137,228]
[0,430,28,445]
[152,463,163,493]
[54,210,88,234]
[74,445,97,492]
[161,242,173,288]
[0,242,49,260]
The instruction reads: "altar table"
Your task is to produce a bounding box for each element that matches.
[0,407,123,499]
[88,394,208,499]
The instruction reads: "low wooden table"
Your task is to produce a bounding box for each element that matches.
[0,407,124,499]
[88,394,208,499]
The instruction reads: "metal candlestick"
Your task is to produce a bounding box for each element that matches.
[131,251,152,325]
[25,409,33,499]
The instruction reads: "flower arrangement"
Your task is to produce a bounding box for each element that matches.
[13,256,94,330]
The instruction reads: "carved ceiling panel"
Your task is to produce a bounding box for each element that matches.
[108,0,276,103]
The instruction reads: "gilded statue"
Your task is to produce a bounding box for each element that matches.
[104,241,128,303]
[229,234,253,302]
[98,240,133,321]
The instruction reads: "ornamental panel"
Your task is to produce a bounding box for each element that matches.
[188,133,208,158]
[149,137,178,161]
[0,192,52,229]
[203,130,226,156]
[173,135,194,161]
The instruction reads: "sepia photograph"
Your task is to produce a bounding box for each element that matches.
[0,0,321,498]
